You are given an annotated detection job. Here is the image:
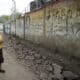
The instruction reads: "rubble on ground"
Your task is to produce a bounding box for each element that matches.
[4,35,80,80]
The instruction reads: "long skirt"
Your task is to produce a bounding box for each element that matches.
[0,49,4,63]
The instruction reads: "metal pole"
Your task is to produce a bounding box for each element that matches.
[43,6,46,37]
[23,8,26,39]
[66,10,68,38]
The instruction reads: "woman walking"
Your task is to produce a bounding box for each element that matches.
[0,33,5,73]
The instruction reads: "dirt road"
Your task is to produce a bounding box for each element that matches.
[0,49,37,80]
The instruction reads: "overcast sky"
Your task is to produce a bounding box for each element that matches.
[0,0,34,16]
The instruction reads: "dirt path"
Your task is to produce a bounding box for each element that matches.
[0,49,37,80]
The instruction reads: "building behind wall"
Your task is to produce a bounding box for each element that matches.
[30,1,36,11]
[30,0,53,11]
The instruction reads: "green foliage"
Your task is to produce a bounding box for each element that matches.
[16,12,21,19]
[0,12,21,23]
[0,15,11,23]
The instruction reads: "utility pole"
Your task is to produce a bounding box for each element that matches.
[11,0,16,35]
[12,0,16,20]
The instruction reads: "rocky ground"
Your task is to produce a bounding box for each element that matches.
[4,34,80,80]
[0,39,37,80]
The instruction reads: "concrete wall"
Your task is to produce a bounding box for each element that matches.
[4,0,80,58]
[26,8,44,43]
[4,23,11,34]
[11,21,16,35]
[25,1,79,40]
[16,18,24,38]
